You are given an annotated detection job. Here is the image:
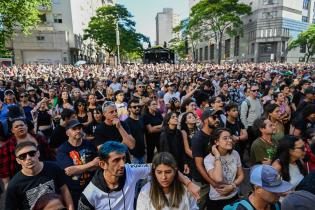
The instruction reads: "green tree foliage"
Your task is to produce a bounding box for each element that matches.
[84,4,149,58]
[172,18,200,62]
[0,0,51,56]
[189,0,251,64]
[288,24,315,63]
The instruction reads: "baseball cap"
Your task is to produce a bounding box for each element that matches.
[201,109,219,121]
[281,190,315,210]
[66,119,83,130]
[4,89,14,95]
[250,165,293,193]
[27,86,35,91]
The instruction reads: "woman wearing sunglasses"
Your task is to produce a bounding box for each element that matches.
[272,135,307,189]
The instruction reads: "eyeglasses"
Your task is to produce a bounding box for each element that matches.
[16,150,37,160]
[251,89,259,92]
[221,136,233,141]
[294,146,305,151]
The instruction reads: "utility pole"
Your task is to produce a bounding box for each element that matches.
[116,20,120,66]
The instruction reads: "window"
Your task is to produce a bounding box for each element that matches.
[204,46,209,61]
[53,14,63,23]
[262,11,277,19]
[300,44,306,53]
[251,43,255,55]
[234,36,240,57]
[39,14,46,23]
[225,39,231,58]
[210,44,215,60]
[199,48,203,61]
[282,41,286,52]
[36,36,45,41]
[302,16,309,22]
[263,0,278,5]
[303,0,310,9]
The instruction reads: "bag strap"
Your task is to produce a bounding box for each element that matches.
[275,202,280,210]
[239,200,254,210]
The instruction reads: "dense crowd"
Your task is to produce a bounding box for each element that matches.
[0,63,314,210]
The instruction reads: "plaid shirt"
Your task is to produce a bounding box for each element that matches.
[0,134,55,179]
[229,87,241,105]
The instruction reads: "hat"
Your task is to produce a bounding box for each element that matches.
[169,97,179,104]
[27,86,35,91]
[281,190,315,210]
[240,78,246,82]
[305,87,315,95]
[4,89,14,95]
[201,109,219,121]
[250,165,293,193]
[66,119,83,130]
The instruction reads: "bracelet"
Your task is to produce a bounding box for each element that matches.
[214,157,221,162]
[186,180,192,187]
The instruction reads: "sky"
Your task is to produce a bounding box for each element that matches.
[117,0,189,45]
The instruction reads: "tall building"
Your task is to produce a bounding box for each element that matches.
[191,0,315,63]
[156,8,181,46]
[6,0,115,65]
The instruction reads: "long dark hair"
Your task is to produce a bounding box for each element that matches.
[180,111,198,138]
[210,128,233,154]
[150,152,184,210]
[74,98,87,113]
[272,135,306,181]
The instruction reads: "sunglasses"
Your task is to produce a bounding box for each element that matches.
[20,95,28,98]
[131,105,141,109]
[16,150,37,160]
[251,89,259,92]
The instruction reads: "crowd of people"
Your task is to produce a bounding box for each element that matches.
[0,62,314,210]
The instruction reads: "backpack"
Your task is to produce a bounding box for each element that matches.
[242,99,251,119]
[223,199,280,210]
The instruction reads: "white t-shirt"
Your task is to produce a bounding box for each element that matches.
[289,163,304,188]
[136,182,198,210]
[204,150,241,200]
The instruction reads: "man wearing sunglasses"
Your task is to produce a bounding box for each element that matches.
[125,99,146,164]
[5,141,74,210]
[240,84,263,155]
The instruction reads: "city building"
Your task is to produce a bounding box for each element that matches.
[6,0,115,65]
[156,8,181,46]
[190,0,315,63]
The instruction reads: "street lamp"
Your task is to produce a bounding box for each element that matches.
[116,20,120,66]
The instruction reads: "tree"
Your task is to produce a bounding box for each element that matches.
[0,0,51,56]
[172,18,200,62]
[189,0,251,64]
[169,37,186,60]
[288,24,315,63]
[84,4,149,59]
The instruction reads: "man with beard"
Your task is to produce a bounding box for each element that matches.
[5,141,74,210]
[78,141,200,210]
[191,109,220,210]
[125,99,146,164]
[56,120,99,208]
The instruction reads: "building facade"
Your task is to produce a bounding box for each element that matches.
[191,0,314,63]
[156,8,181,46]
[6,0,115,65]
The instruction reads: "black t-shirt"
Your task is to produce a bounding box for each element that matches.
[94,121,131,147]
[125,117,145,158]
[49,125,68,149]
[85,121,101,137]
[191,130,211,183]
[5,162,66,210]
[226,119,245,136]
[143,111,163,143]
[56,140,97,191]
[292,115,315,135]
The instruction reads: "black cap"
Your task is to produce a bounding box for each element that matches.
[201,109,219,121]
[66,119,83,130]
